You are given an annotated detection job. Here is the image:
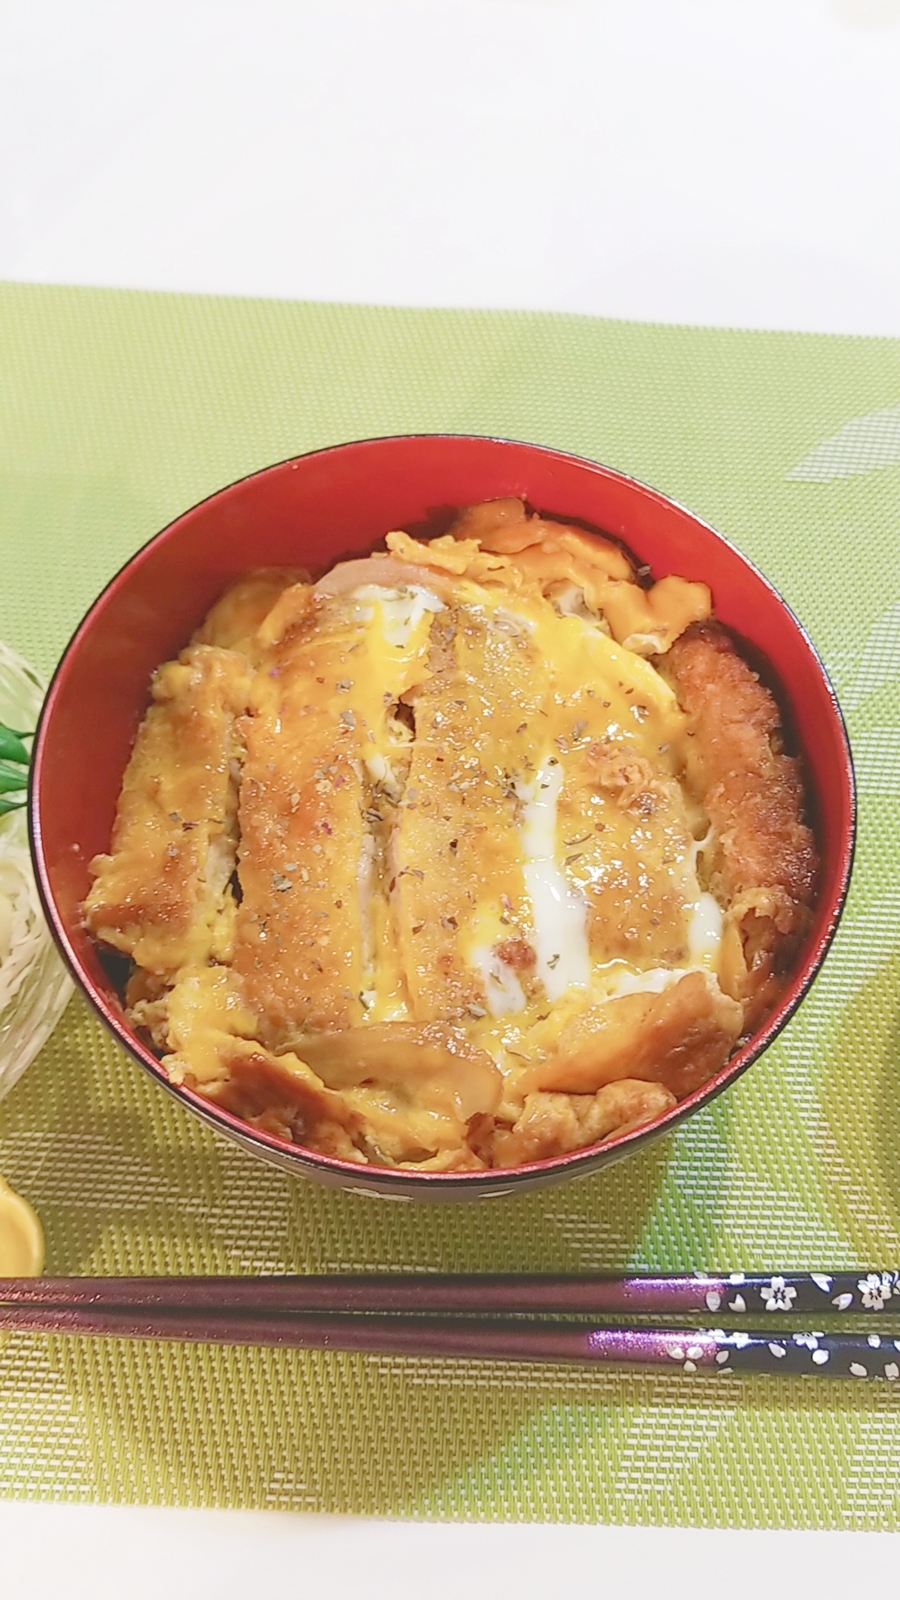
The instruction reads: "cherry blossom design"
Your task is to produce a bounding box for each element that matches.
[858,1273,893,1311]
[760,1276,797,1312]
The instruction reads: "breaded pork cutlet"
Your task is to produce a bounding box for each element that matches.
[86,503,819,1171]
[662,623,818,1026]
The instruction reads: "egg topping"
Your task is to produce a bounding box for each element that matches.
[86,498,806,1171]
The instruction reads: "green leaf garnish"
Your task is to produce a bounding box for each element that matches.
[0,762,29,794]
[0,726,32,765]
[0,722,32,813]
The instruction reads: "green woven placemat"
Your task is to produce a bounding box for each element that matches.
[1,281,900,1527]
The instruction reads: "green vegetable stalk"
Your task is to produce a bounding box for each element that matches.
[0,723,32,815]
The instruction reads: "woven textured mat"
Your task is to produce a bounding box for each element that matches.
[1,282,900,1527]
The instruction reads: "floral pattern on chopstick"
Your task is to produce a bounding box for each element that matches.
[676,1271,900,1315]
[661,1328,900,1379]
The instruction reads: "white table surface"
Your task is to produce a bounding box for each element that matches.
[2,1,900,1591]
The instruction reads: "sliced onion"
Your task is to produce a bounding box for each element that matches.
[313,556,457,602]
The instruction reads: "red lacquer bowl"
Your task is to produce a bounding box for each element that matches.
[30,436,855,1199]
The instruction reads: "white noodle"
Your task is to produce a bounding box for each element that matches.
[0,817,47,1015]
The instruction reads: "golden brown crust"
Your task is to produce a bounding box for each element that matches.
[231,580,439,1039]
[662,624,818,1022]
[560,739,699,969]
[231,598,369,1040]
[84,645,251,975]
[392,604,544,1021]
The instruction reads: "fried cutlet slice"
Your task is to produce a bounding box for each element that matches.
[392,602,547,1022]
[558,739,701,968]
[662,624,818,1022]
[84,644,251,975]
[231,581,437,1040]
[231,600,366,1040]
[393,583,711,1020]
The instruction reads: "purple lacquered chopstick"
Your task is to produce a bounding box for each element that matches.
[0,1301,898,1379]
[1,1270,898,1316]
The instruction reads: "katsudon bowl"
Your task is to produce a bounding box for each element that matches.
[30,436,854,1199]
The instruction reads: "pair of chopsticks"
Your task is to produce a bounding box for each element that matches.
[2,1271,899,1380]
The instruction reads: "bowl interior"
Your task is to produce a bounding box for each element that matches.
[31,435,854,1195]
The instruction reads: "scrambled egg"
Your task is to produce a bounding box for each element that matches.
[84,499,817,1170]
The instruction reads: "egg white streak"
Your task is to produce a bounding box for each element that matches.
[347,587,725,1029]
[364,750,389,784]
[349,583,443,1015]
[546,582,611,632]
[592,961,725,1016]
[515,760,591,1003]
[469,944,527,1017]
[363,749,405,803]
[351,583,444,646]
[593,964,682,1001]
[682,825,722,972]
[687,891,723,969]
